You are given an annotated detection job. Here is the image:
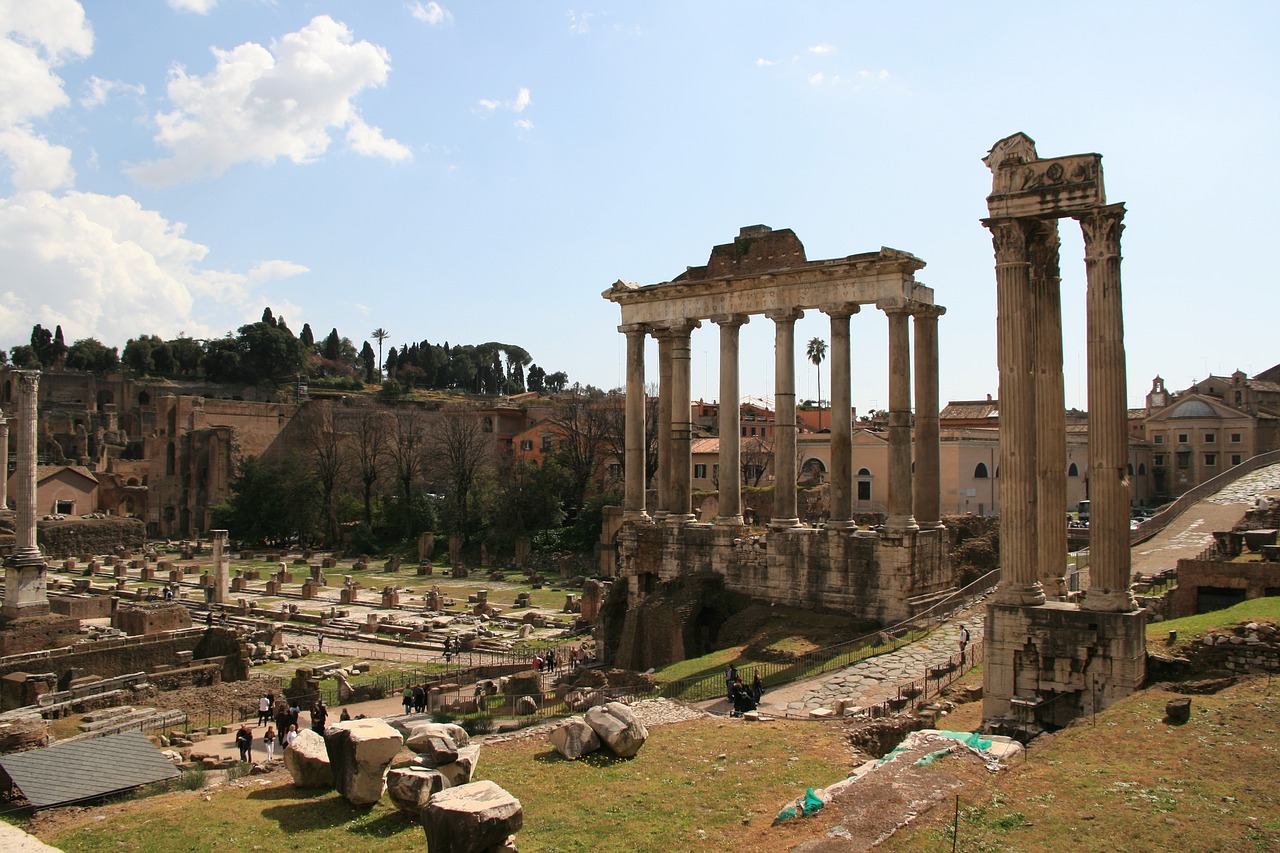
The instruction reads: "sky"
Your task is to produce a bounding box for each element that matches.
[1,1,1277,413]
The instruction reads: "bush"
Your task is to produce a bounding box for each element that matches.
[431,708,457,724]
[179,768,207,790]
[224,762,252,782]
[460,714,494,735]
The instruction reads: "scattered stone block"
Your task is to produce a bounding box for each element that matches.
[547,716,600,760]
[387,766,447,816]
[415,744,480,788]
[422,780,523,853]
[284,729,333,788]
[324,718,404,805]
[583,702,648,758]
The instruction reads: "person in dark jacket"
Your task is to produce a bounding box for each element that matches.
[235,724,253,762]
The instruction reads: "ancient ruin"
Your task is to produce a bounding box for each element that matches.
[602,226,954,669]
[979,134,1146,730]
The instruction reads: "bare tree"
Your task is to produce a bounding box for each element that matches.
[297,402,344,544]
[741,432,775,487]
[386,408,431,538]
[349,408,388,527]
[429,408,493,540]
[548,390,613,518]
[599,386,660,490]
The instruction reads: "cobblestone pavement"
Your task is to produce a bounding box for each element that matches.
[481,697,708,744]
[749,603,987,717]
[1204,462,1280,505]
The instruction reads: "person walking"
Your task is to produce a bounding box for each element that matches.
[958,624,971,663]
[258,694,272,726]
[235,723,253,763]
[402,685,414,715]
[263,725,277,761]
[283,724,298,747]
[311,699,328,733]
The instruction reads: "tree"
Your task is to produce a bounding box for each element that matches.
[123,335,161,374]
[321,328,342,361]
[348,409,387,527]
[386,409,431,539]
[429,408,493,541]
[807,337,827,431]
[371,328,390,382]
[65,338,120,373]
[741,432,774,487]
[300,323,315,350]
[296,403,345,545]
[600,386,659,489]
[211,456,319,545]
[359,341,376,383]
[547,390,612,520]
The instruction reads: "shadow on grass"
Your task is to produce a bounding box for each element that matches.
[258,794,375,832]
[532,748,635,767]
[348,811,417,838]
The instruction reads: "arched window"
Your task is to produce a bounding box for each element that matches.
[1068,462,1079,477]
[1127,463,1134,475]
[974,462,989,479]
[165,442,176,476]
[138,391,151,406]
[856,468,872,501]
[1138,463,1147,475]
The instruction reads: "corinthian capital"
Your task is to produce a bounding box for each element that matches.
[1076,203,1126,261]
[983,217,1032,264]
[16,370,40,395]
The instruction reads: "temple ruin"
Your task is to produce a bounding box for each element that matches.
[980,134,1146,731]
[601,226,956,670]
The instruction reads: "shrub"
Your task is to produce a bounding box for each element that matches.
[179,768,207,790]
[461,714,495,735]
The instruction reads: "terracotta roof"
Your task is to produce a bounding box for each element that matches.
[940,400,998,419]
[34,464,98,484]
[690,438,720,454]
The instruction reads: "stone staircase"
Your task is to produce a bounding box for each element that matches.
[76,705,188,737]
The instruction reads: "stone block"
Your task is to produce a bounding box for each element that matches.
[323,718,404,805]
[422,780,522,853]
[583,701,648,758]
[386,766,446,816]
[547,716,600,760]
[414,744,480,788]
[284,729,333,788]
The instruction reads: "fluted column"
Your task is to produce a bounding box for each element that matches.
[882,301,918,534]
[211,528,229,605]
[985,218,1045,606]
[766,308,803,529]
[824,305,858,528]
[668,319,700,524]
[0,414,8,510]
[654,329,673,520]
[4,370,49,618]
[1030,221,1067,596]
[912,304,945,530]
[1078,203,1136,612]
[620,324,650,521]
[713,314,748,526]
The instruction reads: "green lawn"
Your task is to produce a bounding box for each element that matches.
[1148,597,1280,644]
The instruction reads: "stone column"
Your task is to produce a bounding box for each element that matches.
[653,329,673,521]
[1030,221,1068,595]
[985,218,1045,606]
[766,308,803,529]
[211,529,229,605]
[824,305,858,528]
[667,319,700,524]
[712,314,748,526]
[882,301,918,534]
[1078,204,1136,612]
[0,413,8,510]
[620,324,650,521]
[4,371,49,618]
[912,304,945,530]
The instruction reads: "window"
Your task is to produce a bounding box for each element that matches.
[1067,462,1079,477]
[519,439,533,451]
[482,417,493,433]
[608,463,622,478]
[1153,434,1164,444]
[1235,391,1243,404]
[741,426,747,437]
[1231,433,1242,443]
[540,435,553,452]
[974,463,989,479]
[1154,454,1165,466]
[56,499,74,514]
[1231,454,1242,466]
[1127,463,1134,475]
[1178,433,1189,443]
[712,464,719,482]
[1175,451,1191,468]
[694,464,707,479]
[1138,463,1147,475]
[857,468,872,502]
[750,426,757,436]
[1204,433,1215,444]
[1205,453,1217,466]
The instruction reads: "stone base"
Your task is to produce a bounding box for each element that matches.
[0,612,82,656]
[982,601,1145,730]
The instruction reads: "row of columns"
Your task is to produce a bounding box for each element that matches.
[984,204,1134,611]
[620,303,945,533]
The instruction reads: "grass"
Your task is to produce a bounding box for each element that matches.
[1147,597,1280,651]
[881,675,1280,852]
[40,719,854,853]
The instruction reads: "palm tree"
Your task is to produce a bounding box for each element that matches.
[371,328,390,382]
[807,337,827,431]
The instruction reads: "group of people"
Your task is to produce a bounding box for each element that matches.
[403,683,429,715]
[532,646,596,674]
[725,665,765,717]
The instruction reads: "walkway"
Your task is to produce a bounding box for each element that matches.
[1130,462,1280,575]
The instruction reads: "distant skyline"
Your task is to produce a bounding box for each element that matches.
[1,1,1276,412]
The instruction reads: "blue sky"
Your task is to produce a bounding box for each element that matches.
[2,1,1276,411]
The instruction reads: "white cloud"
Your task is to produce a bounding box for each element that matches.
[756,58,777,67]
[512,87,531,112]
[0,190,303,345]
[0,0,92,192]
[80,75,145,108]
[808,72,825,86]
[476,87,532,121]
[513,119,533,131]
[476,99,499,114]
[129,15,408,185]
[408,1,452,26]
[567,10,592,35]
[808,43,836,54]
[168,0,217,13]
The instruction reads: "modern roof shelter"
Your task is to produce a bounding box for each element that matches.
[0,730,180,810]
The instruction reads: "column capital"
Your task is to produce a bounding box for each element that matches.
[981,217,1033,264]
[876,297,915,315]
[709,313,750,328]
[657,318,702,336]
[819,303,860,319]
[764,307,804,324]
[910,303,946,320]
[1075,203,1126,260]
[618,322,651,336]
[15,370,39,393]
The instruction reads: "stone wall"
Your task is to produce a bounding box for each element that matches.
[49,593,114,620]
[113,601,193,635]
[1169,559,1280,619]
[30,516,147,558]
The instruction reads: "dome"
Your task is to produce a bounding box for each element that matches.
[1168,399,1217,419]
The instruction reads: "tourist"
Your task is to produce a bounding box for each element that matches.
[752,671,764,704]
[258,693,272,726]
[289,700,301,729]
[725,665,738,701]
[263,725,277,761]
[730,678,755,717]
[283,724,298,747]
[339,707,351,722]
[311,699,328,733]
[317,635,325,652]
[402,685,414,715]
[413,683,427,714]
[474,683,487,712]
[958,624,971,663]
[235,723,253,762]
